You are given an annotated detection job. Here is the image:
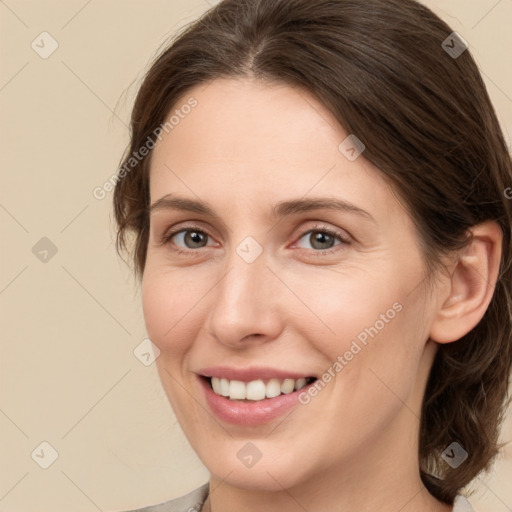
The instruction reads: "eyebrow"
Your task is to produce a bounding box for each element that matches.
[149,194,375,223]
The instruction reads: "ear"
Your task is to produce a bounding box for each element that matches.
[429,220,503,344]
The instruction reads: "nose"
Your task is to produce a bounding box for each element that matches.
[205,243,285,349]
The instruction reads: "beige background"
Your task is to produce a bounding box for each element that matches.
[1,1,511,511]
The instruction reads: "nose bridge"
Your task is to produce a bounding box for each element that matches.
[206,236,283,345]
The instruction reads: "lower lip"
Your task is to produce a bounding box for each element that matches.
[199,376,314,426]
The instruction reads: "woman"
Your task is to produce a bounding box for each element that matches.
[112,0,512,510]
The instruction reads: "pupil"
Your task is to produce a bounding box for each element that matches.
[312,232,333,249]
[187,231,206,247]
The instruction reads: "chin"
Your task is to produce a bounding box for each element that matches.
[213,465,306,492]
[200,443,313,492]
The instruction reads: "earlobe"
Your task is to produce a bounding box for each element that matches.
[429,220,503,344]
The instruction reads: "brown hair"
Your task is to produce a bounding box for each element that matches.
[113,0,512,504]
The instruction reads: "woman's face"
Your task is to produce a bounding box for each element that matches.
[143,78,441,491]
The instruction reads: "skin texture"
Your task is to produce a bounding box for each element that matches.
[142,78,502,512]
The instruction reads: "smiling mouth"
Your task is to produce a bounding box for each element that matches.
[202,376,317,402]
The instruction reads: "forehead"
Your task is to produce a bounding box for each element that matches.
[158,78,342,159]
[148,78,398,218]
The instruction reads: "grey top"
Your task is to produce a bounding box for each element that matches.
[121,483,475,511]
[122,483,209,512]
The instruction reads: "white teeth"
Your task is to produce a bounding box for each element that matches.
[266,378,282,398]
[229,380,246,399]
[220,378,230,397]
[211,377,222,394]
[294,378,307,391]
[281,378,296,394]
[209,376,314,401]
[247,380,266,400]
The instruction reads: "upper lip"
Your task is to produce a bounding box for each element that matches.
[198,366,316,382]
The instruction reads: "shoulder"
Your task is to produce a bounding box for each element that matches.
[452,494,475,512]
[118,483,209,512]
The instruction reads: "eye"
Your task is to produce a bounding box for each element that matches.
[295,225,350,253]
[160,223,350,255]
[161,226,216,252]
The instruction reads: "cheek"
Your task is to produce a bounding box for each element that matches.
[334,294,428,424]
[296,265,404,355]
[141,267,205,357]
[306,264,427,401]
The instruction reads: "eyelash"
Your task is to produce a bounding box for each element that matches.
[160,223,350,256]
